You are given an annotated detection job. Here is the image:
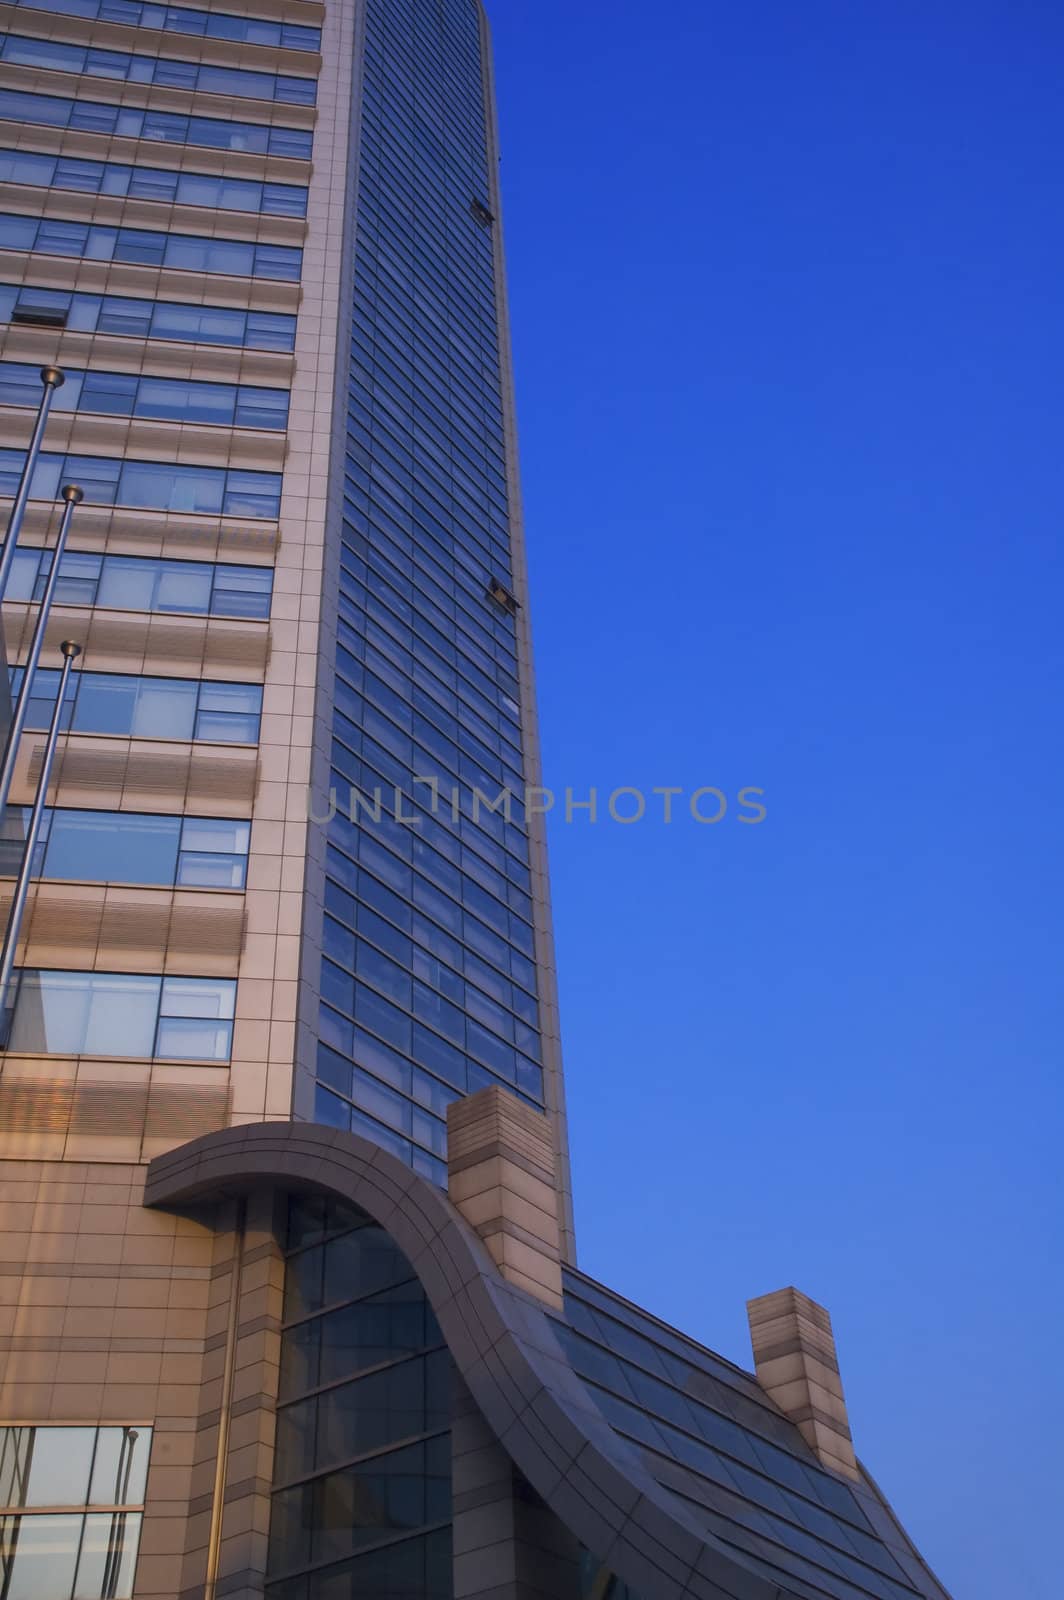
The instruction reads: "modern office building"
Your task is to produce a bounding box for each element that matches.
[0,2,954,1598]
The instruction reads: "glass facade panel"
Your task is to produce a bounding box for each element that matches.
[0,807,250,887]
[309,0,543,1182]
[0,1426,150,1600]
[268,1198,451,1597]
[5,969,235,1058]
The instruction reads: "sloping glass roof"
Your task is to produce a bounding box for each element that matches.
[556,1267,952,1600]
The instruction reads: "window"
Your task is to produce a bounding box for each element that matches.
[0,87,312,158]
[9,666,263,743]
[269,1199,451,1596]
[9,0,321,50]
[0,282,296,350]
[6,970,235,1058]
[0,1424,151,1600]
[0,808,251,888]
[0,213,302,282]
[4,546,272,619]
[0,147,308,217]
[0,362,289,430]
[0,449,282,518]
[0,32,316,105]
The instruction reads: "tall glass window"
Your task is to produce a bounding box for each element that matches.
[268,1195,451,1600]
[0,1425,151,1600]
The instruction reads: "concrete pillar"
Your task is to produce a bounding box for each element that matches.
[446,1086,563,1311]
[746,1286,859,1481]
[180,1193,285,1599]
[451,1372,581,1600]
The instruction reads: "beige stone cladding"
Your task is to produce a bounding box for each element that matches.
[0,1159,285,1598]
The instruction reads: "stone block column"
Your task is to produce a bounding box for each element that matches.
[746,1286,859,1481]
[446,1086,563,1311]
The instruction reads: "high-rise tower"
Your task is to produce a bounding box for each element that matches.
[0,5,955,1599]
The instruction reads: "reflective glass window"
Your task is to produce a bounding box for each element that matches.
[4,967,233,1058]
[0,1424,151,1600]
[45,810,180,882]
[7,970,160,1055]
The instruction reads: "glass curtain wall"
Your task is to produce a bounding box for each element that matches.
[267,1194,452,1600]
[314,0,542,1183]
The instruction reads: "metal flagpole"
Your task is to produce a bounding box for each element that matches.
[0,640,81,1044]
[0,366,65,603]
[0,485,84,822]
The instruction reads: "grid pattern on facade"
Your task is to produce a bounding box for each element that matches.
[312,0,544,1180]
[267,1193,452,1600]
[555,1271,950,1600]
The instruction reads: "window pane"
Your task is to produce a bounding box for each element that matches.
[79,371,137,414]
[155,1016,232,1060]
[234,387,289,429]
[7,970,158,1056]
[45,811,180,884]
[84,973,160,1055]
[120,462,223,513]
[180,817,250,855]
[96,296,150,337]
[88,1427,151,1506]
[94,556,157,611]
[175,850,245,888]
[131,678,197,739]
[153,563,213,613]
[22,1427,96,1506]
[74,1511,141,1599]
[210,564,272,618]
[0,1512,82,1599]
[136,377,234,425]
[159,976,235,1019]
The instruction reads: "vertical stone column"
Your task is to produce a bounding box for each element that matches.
[180,1194,285,1599]
[446,1086,563,1311]
[746,1286,859,1481]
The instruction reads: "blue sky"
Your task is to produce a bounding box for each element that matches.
[488,3,1062,1596]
